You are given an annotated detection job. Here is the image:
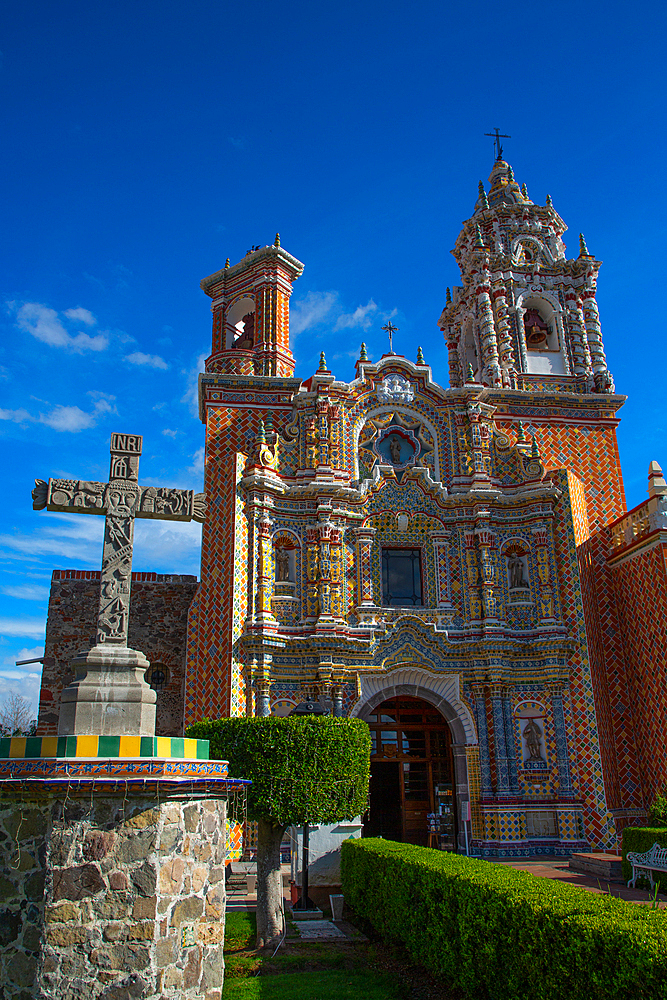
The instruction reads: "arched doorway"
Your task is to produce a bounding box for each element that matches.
[363,695,456,849]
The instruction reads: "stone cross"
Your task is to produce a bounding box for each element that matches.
[31,433,207,736]
[33,432,206,646]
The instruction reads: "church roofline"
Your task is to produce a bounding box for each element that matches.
[200,244,305,295]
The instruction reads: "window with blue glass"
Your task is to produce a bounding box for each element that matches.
[382,548,423,606]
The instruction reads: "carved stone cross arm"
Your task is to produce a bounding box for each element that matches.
[32,478,207,523]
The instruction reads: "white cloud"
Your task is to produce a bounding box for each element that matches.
[162,428,178,438]
[0,584,50,602]
[0,513,104,566]
[0,616,46,640]
[188,447,205,484]
[64,307,96,326]
[182,353,207,417]
[0,391,116,433]
[334,299,378,331]
[133,518,201,577]
[0,407,32,423]
[12,302,108,352]
[126,352,169,370]
[290,291,338,336]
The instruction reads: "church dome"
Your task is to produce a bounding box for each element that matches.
[487,158,527,207]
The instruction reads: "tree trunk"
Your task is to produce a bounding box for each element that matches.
[255,817,287,950]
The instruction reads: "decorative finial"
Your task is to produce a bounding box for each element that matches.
[546,194,553,208]
[265,412,274,432]
[466,364,476,383]
[417,346,424,365]
[474,224,484,249]
[381,321,399,353]
[446,287,452,305]
[359,342,368,361]
[507,165,515,183]
[318,351,327,372]
[521,182,528,199]
[225,258,230,269]
[579,233,589,256]
[477,181,489,210]
[516,421,526,443]
[531,434,540,459]
[257,418,266,443]
[275,233,280,247]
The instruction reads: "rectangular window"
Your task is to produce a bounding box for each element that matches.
[382,548,423,606]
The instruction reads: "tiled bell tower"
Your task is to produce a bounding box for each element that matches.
[439,157,614,395]
[439,157,644,839]
[201,235,304,378]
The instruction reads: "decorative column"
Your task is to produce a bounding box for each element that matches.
[564,292,592,377]
[255,513,278,626]
[432,534,451,607]
[464,532,481,621]
[353,525,376,608]
[255,676,271,717]
[548,680,573,796]
[305,526,320,621]
[475,525,497,622]
[491,282,517,387]
[476,269,503,387]
[581,279,612,391]
[489,682,510,795]
[502,691,519,793]
[472,683,493,795]
[531,525,555,621]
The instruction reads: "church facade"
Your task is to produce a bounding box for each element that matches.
[39,158,667,856]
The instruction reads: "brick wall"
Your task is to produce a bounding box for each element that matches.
[39,571,198,737]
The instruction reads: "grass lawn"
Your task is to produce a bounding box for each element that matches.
[223,911,457,1000]
[223,912,404,998]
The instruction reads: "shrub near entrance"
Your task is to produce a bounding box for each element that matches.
[341,838,667,1000]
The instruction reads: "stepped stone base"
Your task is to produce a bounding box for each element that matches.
[0,779,228,999]
[59,645,156,737]
[569,852,623,880]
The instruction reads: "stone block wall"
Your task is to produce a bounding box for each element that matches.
[38,571,198,736]
[0,785,227,1000]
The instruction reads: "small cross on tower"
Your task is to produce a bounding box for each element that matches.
[484,127,511,162]
[381,321,399,354]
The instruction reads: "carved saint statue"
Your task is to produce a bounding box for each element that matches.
[389,437,402,464]
[508,552,528,590]
[523,718,545,762]
[275,546,291,583]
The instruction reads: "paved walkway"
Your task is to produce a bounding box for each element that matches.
[492,856,667,906]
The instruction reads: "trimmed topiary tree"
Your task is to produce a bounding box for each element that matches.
[187,715,370,949]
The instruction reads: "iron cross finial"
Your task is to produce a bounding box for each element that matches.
[381,321,399,353]
[484,127,511,162]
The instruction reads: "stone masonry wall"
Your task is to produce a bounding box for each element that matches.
[39,571,198,737]
[0,786,227,1000]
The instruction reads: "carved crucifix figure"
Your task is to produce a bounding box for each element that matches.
[33,432,207,646]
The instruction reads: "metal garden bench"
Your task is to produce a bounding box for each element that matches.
[626,841,667,889]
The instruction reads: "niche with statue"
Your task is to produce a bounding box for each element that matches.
[273,537,297,597]
[504,544,531,603]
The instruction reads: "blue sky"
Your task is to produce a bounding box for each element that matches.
[1,1,666,715]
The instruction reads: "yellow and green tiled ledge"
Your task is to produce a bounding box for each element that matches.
[0,735,210,760]
[0,735,243,783]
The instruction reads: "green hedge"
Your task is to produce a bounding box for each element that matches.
[341,838,667,1000]
[622,826,667,889]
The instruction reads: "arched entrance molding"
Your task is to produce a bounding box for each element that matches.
[350,666,477,851]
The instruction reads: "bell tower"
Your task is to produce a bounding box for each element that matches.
[439,158,614,395]
[201,234,304,378]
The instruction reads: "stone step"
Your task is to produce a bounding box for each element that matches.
[569,852,623,880]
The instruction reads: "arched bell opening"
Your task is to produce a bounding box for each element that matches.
[361,695,458,850]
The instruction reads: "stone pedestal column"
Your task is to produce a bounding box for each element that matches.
[59,644,156,737]
[502,692,519,793]
[0,778,235,1000]
[353,526,376,609]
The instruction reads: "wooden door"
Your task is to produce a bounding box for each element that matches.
[364,696,456,849]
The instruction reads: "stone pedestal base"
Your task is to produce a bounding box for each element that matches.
[59,645,156,737]
[0,782,228,1000]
